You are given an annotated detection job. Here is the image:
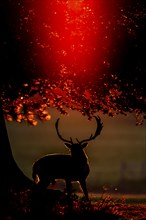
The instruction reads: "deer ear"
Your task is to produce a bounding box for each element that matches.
[64,143,72,149]
[81,143,88,148]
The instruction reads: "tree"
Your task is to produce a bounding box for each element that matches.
[0,0,146,216]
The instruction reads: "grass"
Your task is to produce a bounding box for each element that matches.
[89,193,146,204]
[124,196,146,205]
[2,187,146,220]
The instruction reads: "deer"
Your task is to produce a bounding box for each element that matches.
[32,116,103,200]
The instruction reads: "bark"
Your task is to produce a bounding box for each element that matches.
[0,101,32,216]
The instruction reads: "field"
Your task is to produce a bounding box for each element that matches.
[4,188,146,220]
[120,204,146,220]
[91,193,146,220]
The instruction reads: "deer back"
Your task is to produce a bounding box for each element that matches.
[32,153,89,181]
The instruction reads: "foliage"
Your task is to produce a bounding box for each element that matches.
[1,73,145,125]
[1,0,146,125]
[4,188,146,220]
[5,188,123,220]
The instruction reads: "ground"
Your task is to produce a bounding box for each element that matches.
[2,188,146,220]
[122,204,146,220]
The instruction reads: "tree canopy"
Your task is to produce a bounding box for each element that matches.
[1,0,146,125]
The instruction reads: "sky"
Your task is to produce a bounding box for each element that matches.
[6,108,146,192]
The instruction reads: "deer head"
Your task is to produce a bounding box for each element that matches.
[55,115,103,151]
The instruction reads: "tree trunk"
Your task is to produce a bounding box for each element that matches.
[0,102,32,216]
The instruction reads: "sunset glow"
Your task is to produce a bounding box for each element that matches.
[32,0,113,78]
[67,0,84,11]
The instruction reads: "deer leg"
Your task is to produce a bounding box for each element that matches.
[36,175,52,191]
[65,180,72,197]
[50,178,56,186]
[79,179,89,200]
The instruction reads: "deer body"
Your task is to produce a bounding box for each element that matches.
[32,151,89,197]
[32,116,103,199]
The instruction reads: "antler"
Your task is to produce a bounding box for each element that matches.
[77,116,103,144]
[55,118,73,144]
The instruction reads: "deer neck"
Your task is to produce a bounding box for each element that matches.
[71,150,88,164]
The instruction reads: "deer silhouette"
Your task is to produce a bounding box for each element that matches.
[32,116,103,199]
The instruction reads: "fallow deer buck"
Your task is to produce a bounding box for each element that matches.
[32,116,103,199]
